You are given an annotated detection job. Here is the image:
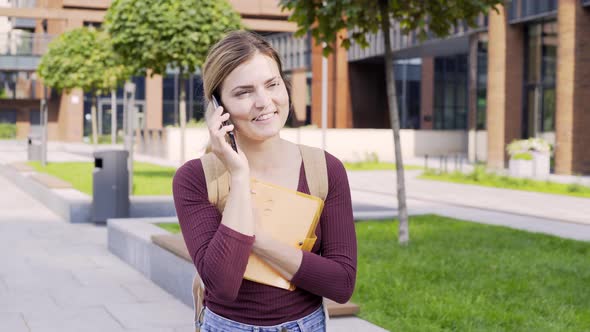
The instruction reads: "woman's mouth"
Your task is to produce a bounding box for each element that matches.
[253,111,278,122]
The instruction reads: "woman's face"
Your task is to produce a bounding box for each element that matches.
[218,53,290,142]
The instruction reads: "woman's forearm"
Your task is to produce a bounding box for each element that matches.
[221,175,255,236]
[252,234,303,280]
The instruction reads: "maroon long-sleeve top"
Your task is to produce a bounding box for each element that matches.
[172,151,357,325]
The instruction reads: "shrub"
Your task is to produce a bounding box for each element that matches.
[506,137,551,159]
[0,123,16,139]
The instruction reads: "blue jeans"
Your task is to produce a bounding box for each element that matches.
[200,305,326,332]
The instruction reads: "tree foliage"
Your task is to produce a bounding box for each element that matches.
[280,0,502,53]
[37,27,129,94]
[104,0,242,77]
[280,0,503,245]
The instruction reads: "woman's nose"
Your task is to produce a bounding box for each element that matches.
[254,90,271,108]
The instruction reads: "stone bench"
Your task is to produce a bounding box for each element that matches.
[151,233,360,317]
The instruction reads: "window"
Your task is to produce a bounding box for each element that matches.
[433,55,468,130]
[0,71,36,99]
[162,73,204,127]
[476,40,488,130]
[523,21,557,136]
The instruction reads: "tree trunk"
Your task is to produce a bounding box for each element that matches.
[379,0,409,245]
[91,94,98,146]
[111,89,117,145]
[179,70,187,163]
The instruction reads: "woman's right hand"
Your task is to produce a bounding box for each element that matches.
[207,104,250,177]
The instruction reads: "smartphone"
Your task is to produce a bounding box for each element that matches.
[212,94,238,153]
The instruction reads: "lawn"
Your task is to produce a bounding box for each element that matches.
[344,161,423,171]
[420,167,590,199]
[28,161,176,195]
[157,215,590,331]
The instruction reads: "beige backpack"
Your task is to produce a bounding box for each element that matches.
[193,144,330,331]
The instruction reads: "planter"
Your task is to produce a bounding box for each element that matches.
[509,158,533,178]
[532,151,550,178]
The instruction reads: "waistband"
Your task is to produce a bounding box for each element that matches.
[200,304,325,332]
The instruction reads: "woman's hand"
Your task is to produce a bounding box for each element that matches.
[207,105,249,177]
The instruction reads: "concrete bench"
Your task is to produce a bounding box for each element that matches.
[30,173,73,189]
[151,233,360,317]
[9,162,34,172]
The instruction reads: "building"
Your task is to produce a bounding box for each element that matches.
[0,0,588,174]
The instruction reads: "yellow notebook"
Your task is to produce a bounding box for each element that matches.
[243,178,325,290]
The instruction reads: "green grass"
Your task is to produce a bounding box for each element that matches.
[0,123,16,139]
[28,161,176,195]
[95,135,123,144]
[420,167,590,198]
[156,215,590,331]
[344,161,422,171]
[158,222,181,234]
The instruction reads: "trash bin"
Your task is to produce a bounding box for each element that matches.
[27,135,42,161]
[92,150,130,222]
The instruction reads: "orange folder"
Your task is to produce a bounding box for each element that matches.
[243,178,325,290]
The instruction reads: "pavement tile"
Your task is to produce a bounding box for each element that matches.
[0,290,60,315]
[105,301,193,329]
[71,266,149,287]
[0,313,29,332]
[26,306,124,332]
[49,285,138,309]
[122,282,176,302]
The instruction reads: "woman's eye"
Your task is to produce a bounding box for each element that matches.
[268,81,279,88]
[236,91,250,96]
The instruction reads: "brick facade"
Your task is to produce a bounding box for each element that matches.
[486,6,524,169]
[555,0,590,174]
[420,57,434,130]
[311,31,352,128]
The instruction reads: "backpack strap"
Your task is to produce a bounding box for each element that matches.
[200,152,230,212]
[298,144,328,201]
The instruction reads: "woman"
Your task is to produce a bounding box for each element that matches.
[172,31,357,332]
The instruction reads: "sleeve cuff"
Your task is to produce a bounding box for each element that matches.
[218,223,255,245]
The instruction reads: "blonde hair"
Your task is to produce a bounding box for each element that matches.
[202,30,291,119]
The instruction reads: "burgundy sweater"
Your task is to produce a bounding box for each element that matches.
[172,151,357,325]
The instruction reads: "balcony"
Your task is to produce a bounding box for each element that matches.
[10,0,37,29]
[266,32,310,71]
[0,32,54,71]
[0,32,53,56]
[348,14,487,62]
[508,0,557,23]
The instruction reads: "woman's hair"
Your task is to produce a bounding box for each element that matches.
[202,30,291,115]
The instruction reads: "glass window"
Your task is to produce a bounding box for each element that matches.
[0,71,36,99]
[542,88,555,132]
[524,21,557,135]
[433,54,468,130]
[0,109,17,123]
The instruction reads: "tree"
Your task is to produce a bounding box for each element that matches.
[280,0,502,245]
[37,27,130,145]
[104,0,242,163]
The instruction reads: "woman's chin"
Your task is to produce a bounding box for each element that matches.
[241,125,282,142]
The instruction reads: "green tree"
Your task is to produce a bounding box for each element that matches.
[280,0,502,245]
[37,27,130,145]
[104,0,242,162]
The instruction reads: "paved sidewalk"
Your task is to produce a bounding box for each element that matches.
[0,164,387,331]
[348,170,590,241]
[0,176,194,332]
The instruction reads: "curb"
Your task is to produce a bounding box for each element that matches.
[0,163,177,223]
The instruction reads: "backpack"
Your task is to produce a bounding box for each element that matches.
[193,144,329,331]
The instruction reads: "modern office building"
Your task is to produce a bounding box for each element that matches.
[0,0,588,174]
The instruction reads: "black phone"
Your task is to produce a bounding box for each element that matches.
[212,94,238,153]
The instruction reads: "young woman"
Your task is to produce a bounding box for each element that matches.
[172,31,357,332]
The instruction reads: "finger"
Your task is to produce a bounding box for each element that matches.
[215,124,234,136]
